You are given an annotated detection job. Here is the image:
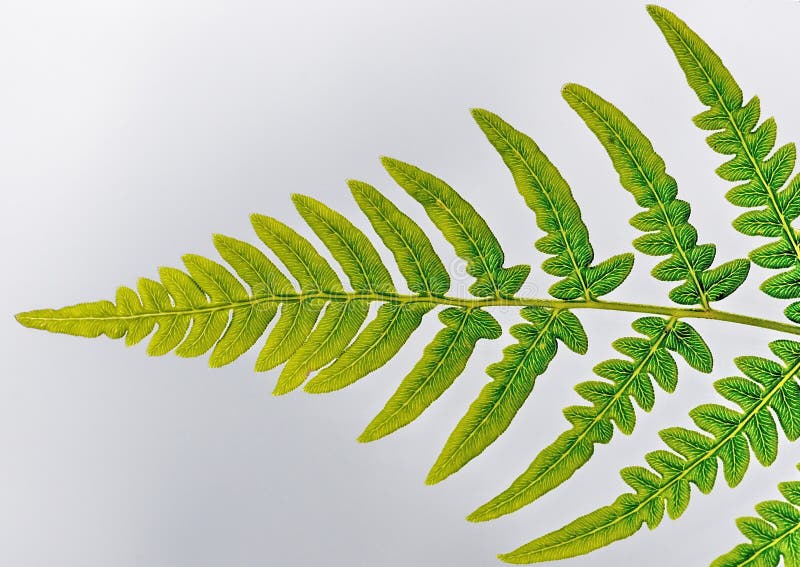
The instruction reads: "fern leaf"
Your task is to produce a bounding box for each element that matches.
[358,307,502,442]
[427,307,586,485]
[255,301,324,372]
[648,5,800,320]
[471,108,634,301]
[250,213,342,292]
[713,464,800,567]
[304,302,433,393]
[500,339,800,563]
[562,83,750,308]
[349,179,450,295]
[472,85,729,522]
[273,300,370,395]
[469,316,710,522]
[382,156,530,297]
[292,194,395,293]
[213,233,293,297]
[18,7,800,563]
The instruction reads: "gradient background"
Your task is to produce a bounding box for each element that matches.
[4,1,800,565]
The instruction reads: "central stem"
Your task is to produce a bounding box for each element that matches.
[27,290,798,338]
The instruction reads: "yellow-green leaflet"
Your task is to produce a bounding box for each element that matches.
[349,179,449,295]
[304,302,433,393]
[274,300,370,395]
[427,307,587,485]
[382,156,530,298]
[360,307,502,442]
[293,194,395,294]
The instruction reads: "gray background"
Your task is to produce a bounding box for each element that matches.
[3,0,800,565]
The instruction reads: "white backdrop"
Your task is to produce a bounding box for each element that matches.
[4,1,800,565]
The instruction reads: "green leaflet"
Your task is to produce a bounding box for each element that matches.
[250,214,342,293]
[255,301,323,372]
[293,194,395,294]
[501,339,800,564]
[274,300,370,394]
[382,156,531,298]
[304,302,433,394]
[349,180,450,295]
[649,5,800,321]
[427,308,587,485]
[713,464,800,567]
[359,307,502,442]
[563,83,750,308]
[469,316,711,522]
[472,108,634,301]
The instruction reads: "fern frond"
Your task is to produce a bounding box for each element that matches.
[562,83,750,308]
[469,316,711,521]
[713,464,800,567]
[422,112,639,484]
[471,108,634,301]
[648,5,800,321]
[381,156,530,298]
[17,7,800,562]
[358,307,502,442]
[470,87,738,520]
[427,307,586,485]
[501,339,800,563]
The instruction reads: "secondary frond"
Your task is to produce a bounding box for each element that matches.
[562,83,750,308]
[422,111,638,485]
[649,5,800,322]
[502,339,800,563]
[469,316,711,522]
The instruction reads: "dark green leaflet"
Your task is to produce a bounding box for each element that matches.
[649,5,800,321]
[472,108,634,302]
[562,83,750,308]
[469,316,711,522]
[505,340,800,563]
